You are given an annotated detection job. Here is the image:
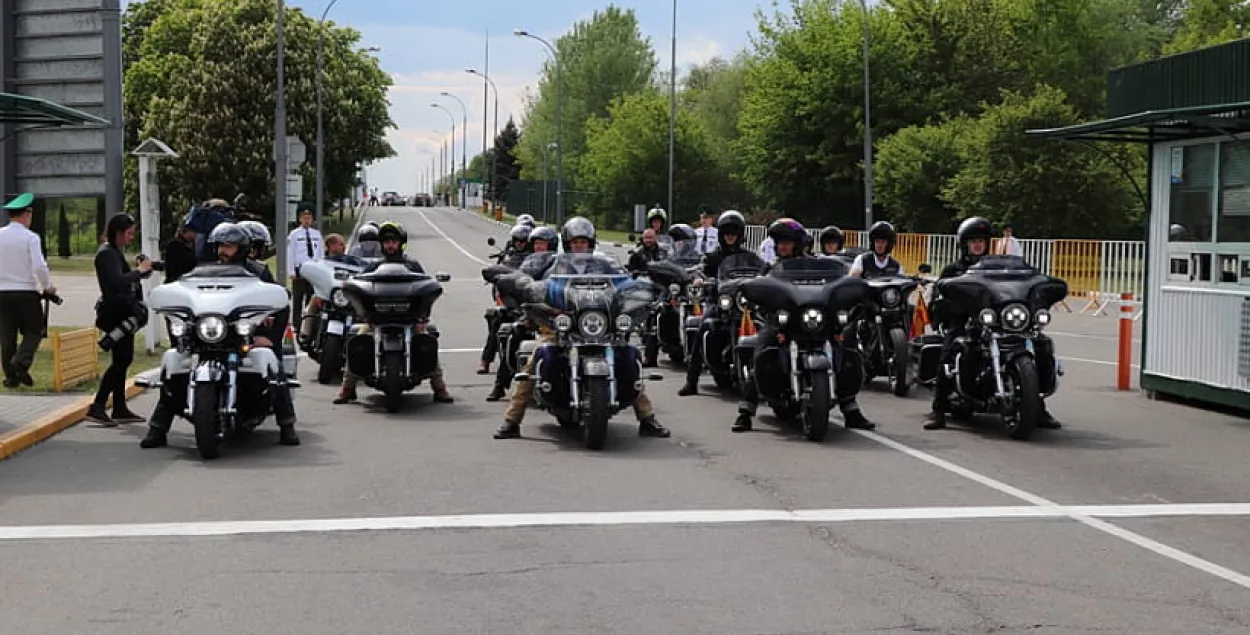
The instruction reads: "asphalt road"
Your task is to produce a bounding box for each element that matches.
[2,206,1247,635]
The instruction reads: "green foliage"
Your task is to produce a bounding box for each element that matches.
[489,119,523,201]
[580,91,722,229]
[874,117,971,234]
[122,0,394,230]
[1163,0,1250,53]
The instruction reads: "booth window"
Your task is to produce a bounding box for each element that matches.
[1169,143,1216,242]
[1218,142,1250,243]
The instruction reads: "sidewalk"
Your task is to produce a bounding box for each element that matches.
[0,393,84,436]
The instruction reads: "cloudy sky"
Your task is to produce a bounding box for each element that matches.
[123,0,767,194]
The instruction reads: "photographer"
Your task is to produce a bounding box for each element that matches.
[87,214,155,425]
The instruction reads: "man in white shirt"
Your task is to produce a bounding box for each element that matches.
[287,206,324,333]
[997,223,1023,257]
[758,236,776,264]
[0,193,55,388]
[693,208,719,254]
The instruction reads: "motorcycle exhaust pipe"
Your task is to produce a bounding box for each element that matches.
[538,381,552,393]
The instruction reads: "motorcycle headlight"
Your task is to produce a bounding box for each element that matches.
[235,321,254,337]
[978,308,997,326]
[668,283,681,296]
[881,287,901,307]
[1001,303,1029,332]
[331,288,349,307]
[718,294,733,310]
[776,310,790,326]
[615,315,633,332]
[737,294,749,310]
[802,308,824,331]
[579,311,608,338]
[1034,309,1051,328]
[169,320,187,338]
[554,314,573,332]
[837,311,849,325]
[197,316,226,343]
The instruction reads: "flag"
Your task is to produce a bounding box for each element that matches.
[911,292,930,338]
[739,308,757,337]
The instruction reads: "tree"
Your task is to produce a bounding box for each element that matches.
[874,117,971,233]
[683,54,756,210]
[514,5,658,206]
[490,118,522,201]
[1164,0,1250,53]
[123,0,394,228]
[580,90,723,229]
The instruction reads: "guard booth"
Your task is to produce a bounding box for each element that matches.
[1029,37,1250,411]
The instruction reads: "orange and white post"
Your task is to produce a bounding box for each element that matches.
[1117,292,1134,390]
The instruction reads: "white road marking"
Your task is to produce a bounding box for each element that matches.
[1050,330,1140,342]
[1058,355,1139,368]
[416,209,488,265]
[3,503,1250,541]
[854,430,1250,590]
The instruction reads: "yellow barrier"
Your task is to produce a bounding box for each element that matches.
[52,329,99,392]
[1049,240,1102,297]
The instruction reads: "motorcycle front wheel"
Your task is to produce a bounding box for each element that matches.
[192,383,221,460]
[317,334,345,384]
[888,327,910,397]
[583,377,611,450]
[802,372,831,442]
[1003,355,1042,440]
[383,350,405,413]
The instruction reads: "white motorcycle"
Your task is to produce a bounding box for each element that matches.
[297,255,371,384]
[141,263,299,460]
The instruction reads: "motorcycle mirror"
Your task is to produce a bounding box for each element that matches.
[918,263,933,274]
[487,237,496,246]
[627,233,636,242]
[435,272,452,282]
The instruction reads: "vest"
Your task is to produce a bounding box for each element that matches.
[861,254,901,278]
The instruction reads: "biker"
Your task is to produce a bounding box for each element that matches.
[627,228,664,273]
[485,227,559,401]
[515,214,537,229]
[479,224,533,374]
[732,218,874,433]
[492,216,670,440]
[350,223,383,259]
[645,206,667,234]
[849,221,904,279]
[332,221,455,405]
[818,226,844,256]
[924,216,1061,431]
[678,210,751,396]
[140,223,300,449]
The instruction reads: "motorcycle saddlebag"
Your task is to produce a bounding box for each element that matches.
[752,345,789,398]
[346,336,375,378]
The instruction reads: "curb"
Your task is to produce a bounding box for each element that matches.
[0,378,148,461]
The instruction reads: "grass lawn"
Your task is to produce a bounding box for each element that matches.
[46,256,101,275]
[7,326,164,395]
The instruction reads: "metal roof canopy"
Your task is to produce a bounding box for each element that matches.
[1026,101,1250,143]
[0,92,109,127]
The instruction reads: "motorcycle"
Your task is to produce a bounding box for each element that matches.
[510,252,663,450]
[481,262,530,386]
[297,255,371,384]
[341,263,452,412]
[642,240,704,365]
[909,255,1067,440]
[145,263,297,460]
[739,258,870,441]
[686,251,765,392]
[854,276,920,397]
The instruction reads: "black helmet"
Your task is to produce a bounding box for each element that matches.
[819,225,844,254]
[237,220,272,255]
[956,217,993,256]
[716,210,746,247]
[867,221,897,254]
[357,224,380,242]
[560,216,597,250]
[767,217,806,245]
[668,223,696,242]
[529,226,558,249]
[509,224,533,244]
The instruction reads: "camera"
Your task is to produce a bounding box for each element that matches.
[99,315,143,351]
[137,254,166,272]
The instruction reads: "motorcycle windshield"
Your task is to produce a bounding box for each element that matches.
[767,257,848,284]
[646,259,693,286]
[654,234,674,252]
[866,276,919,296]
[349,242,383,259]
[938,256,1069,312]
[519,252,557,279]
[667,240,702,265]
[717,251,765,281]
[151,265,289,316]
[742,271,869,313]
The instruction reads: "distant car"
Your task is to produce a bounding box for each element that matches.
[381,191,401,206]
[412,193,433,207]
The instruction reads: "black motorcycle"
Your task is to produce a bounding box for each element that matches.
[910,255,1067,440]
[511,252,662,450]
[739,258,869,441]
[854,276,919,397]
[482,263,529,386]
[643,240,704,365]
[341,263,451,412]
[687,251,765,392]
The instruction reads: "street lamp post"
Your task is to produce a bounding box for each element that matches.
[515,29,563,225]
[275,0,290,286]
[432,104,456,205]
[668,0,677,218]
[542,142,558,222]
[314,0,340,230]
[438,92,468,209]
[465,67,498,208]
[858,0,874,228]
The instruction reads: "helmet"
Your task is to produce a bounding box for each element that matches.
[366,220,380,230]
[560,216,597,250]
[208,222,251,248]
[378,221,407,245]
[767,217,806,245]
[357,224,380,242]
[716,210,746,247]
[819,225,844,254]
[509,224,533,244]
[646,207,667,226]
[529,226,558,249]
[232,193,249,211]
[237,220,272,252]
[515,214,537,228]
[867,221,897,254]
[668,223,696,242]
[956,216,992,256]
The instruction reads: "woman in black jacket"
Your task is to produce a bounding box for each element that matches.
[86,215,153,425]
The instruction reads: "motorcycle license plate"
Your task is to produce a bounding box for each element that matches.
[326,320,345,335]
[382,338,404,351]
